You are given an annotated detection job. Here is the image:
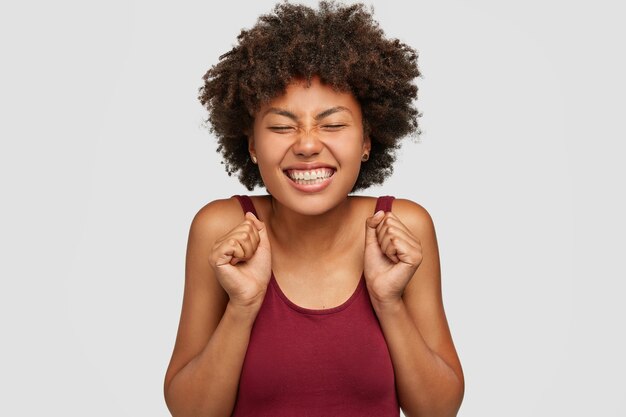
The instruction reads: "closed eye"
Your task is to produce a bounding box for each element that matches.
[268,126,295,132]
[322,124,346,130]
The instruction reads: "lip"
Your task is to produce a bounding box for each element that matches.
[282,162,336,171]
[283,169,335,193]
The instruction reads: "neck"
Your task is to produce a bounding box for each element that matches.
[268,196,355,258]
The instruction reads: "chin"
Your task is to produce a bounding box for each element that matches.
[276,188,353,216]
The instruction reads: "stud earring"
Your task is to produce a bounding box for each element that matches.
[361,153,369,162]
[251,155,258,164]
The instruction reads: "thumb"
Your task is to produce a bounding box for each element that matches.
[245,212,271,250]
[365,210,384,245]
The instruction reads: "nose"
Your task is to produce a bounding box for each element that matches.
[292,128,323,158]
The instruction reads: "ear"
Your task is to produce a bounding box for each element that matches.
[247,132,256,159]
[362,135,371,153]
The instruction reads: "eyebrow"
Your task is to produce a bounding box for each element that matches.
[262,106,352,121]
[315,106,352,120]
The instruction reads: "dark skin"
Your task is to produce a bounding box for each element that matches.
[259,194,374,310]
[164,78,464,417]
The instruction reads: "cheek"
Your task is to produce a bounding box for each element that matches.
[327,138,364,164]
[256,137,287,163]
[255,140,290,188]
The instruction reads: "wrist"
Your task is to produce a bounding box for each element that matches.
[229,286,267,307]
[227,295,265,317]
[370,296,404,316]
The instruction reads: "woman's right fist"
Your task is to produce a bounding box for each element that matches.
[209,211,272,308]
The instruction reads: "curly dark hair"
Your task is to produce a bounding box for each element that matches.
[199,1,421,191]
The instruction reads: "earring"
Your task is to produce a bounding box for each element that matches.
[361,153,369,162]
[251,155,258,164]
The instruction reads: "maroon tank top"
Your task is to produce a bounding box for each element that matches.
[230,195,399,417]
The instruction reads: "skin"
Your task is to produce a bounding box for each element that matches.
[164,76,464,417]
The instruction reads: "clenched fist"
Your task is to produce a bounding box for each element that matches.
[209,212,272,308]
[364,210,423,304]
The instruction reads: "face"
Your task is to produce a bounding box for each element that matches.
[249,76,371,215]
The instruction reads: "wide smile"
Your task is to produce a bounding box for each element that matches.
[283,167,336,193]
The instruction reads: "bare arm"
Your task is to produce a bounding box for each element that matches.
[165,301,261,417]
[163,199,268,417]
[369,199,464,417]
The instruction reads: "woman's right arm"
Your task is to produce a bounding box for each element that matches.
[163,198,267,417]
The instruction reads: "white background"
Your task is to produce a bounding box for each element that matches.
[1,0,624,416]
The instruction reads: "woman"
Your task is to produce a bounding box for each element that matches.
[164,2,464,416]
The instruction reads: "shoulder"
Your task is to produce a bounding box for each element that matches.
[390,197,436,236]
[354,195,435,232]
[189,196,246,243]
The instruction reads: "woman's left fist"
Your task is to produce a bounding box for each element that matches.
[364,210,423,304]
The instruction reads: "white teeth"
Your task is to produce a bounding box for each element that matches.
[287,168,334,183]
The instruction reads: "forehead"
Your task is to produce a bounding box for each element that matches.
[260,76,361,116]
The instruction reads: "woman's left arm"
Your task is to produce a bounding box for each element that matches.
[365,199,464,417]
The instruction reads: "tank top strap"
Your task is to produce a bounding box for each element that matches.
[374,195,395,213]
[232,195,259,217]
